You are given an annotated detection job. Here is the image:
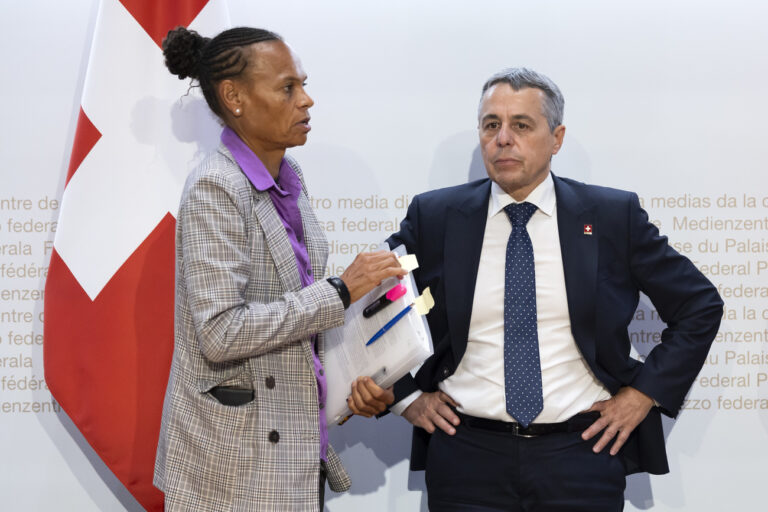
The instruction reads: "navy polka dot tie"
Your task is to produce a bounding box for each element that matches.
[503,202,542,427]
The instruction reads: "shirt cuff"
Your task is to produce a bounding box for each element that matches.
[390,390,422,415]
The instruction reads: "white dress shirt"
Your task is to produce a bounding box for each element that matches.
[392,174,610,423]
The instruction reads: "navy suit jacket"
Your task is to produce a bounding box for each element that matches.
[387,173,723,475]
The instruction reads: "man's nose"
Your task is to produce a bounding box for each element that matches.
[496,125,515,146]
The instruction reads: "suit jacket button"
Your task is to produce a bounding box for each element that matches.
[269,430,280,444]
[265,376,275,389]
[442,367,450,377]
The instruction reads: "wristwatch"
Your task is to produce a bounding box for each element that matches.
[326,277,350,309]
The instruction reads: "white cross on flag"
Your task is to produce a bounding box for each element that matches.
[44,1,228,509]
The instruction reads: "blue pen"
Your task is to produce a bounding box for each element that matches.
[366,303,413,346]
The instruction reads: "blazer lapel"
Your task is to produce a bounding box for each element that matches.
[444,180,491,361]
[284,155,328,284]
[296,192,328,287]
[251,191,303,294]
[296,190,330,367]
[216,144,303,294]
[284,157,330,366]
[553,174,598,364]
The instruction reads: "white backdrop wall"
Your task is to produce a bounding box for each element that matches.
[1,1,766,510]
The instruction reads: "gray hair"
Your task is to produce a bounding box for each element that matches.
[479,67,564,132]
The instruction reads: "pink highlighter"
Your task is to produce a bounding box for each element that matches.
[362,284,408,318]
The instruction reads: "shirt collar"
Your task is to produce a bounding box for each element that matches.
[220,126,295,197]
[489,172,556,219]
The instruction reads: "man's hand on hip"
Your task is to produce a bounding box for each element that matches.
[582,386,655,455]
[402,391,461,435]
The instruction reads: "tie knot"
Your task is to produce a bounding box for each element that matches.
[503,202,537,227]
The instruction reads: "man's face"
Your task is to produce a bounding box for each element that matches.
[478,84,565,200]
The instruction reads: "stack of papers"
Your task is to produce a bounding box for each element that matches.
[323,244,434,426]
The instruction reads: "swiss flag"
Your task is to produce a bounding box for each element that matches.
[44,1,228,510]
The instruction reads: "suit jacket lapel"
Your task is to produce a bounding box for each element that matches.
[444,180,491,361]
[553,174,598,364]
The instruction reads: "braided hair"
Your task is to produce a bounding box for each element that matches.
[162,26,282,118]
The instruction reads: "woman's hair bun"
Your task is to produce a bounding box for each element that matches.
[162,26,210,80]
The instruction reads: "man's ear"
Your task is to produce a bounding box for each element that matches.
[552,125,566,154]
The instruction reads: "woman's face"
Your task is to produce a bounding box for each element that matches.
[234,40,314,152]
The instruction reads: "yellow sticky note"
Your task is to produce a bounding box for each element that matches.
[414,287,434,315]
[398,254,419,272]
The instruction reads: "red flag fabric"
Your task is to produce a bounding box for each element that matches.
[44,1,228,509]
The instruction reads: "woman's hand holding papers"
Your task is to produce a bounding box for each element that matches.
[340,251,406,303]
[347,377,394,417]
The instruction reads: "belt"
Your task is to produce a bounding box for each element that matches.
[455,410,600,438]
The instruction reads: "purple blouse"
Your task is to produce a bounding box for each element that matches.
[221,127,329,462]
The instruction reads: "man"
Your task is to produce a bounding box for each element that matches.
[386,68,722,511]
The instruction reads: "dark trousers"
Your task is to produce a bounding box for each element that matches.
[319,460,327,511]
[425,419,626,512]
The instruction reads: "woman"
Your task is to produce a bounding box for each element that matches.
[154,26,403,511]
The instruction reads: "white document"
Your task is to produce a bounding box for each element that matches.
[324,244,434,426]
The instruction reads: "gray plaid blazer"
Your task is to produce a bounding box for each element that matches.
[154,144,351,511]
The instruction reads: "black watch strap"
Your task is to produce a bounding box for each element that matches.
[326,277,351,309]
